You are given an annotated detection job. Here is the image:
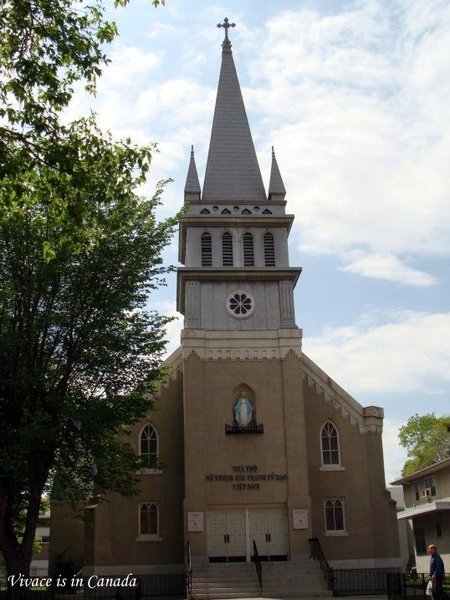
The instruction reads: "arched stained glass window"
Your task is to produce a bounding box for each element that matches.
[140,424,158,469]
[139,503,158,536]
[324,498,345,532]
[321,421,341,466]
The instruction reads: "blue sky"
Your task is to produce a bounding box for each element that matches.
[69,0,450,482]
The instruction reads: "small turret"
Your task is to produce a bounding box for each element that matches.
[268,147,286,201]
[184,145,201,202]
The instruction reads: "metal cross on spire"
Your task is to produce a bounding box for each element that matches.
[217,17,236,41]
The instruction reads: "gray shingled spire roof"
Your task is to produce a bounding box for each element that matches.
[202,20,266,202]
[184,145,201,201]
[268,147,286,200]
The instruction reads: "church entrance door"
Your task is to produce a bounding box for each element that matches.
[207,508,288,562]
[248,508,288,561]
[207,509,247,562]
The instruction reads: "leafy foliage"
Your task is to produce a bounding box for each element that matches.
[0,0,174,578]
[399,413,450,476]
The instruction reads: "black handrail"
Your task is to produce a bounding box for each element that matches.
[252,539,263,594]
[185,541,192,596]
[309,537,334,591]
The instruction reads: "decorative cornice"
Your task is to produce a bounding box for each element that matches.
[181,328,302,361]
[301,353,384,434]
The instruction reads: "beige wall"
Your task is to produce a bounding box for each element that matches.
[183,350,312,559]
[51,368,185,574]
[304,376,400,564]
[86,369,185,572]
[183,347,399,566]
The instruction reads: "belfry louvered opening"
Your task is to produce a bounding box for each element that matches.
[222,232,233,266]
[243,233,254,267]
[263,232,275,266]
[201,232,212,266]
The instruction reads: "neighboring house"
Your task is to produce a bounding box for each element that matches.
[391,457,450,573]
[30,512,50,576]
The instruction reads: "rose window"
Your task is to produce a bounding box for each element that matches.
[226,291,255,318]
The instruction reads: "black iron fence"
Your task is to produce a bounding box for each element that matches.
[330,568,401,596]
[0,574,186,600]
[387,572,450,600]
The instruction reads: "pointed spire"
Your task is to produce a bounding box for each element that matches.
[184,145,201,201]
[202,19,266,202]
[268,147,286,200]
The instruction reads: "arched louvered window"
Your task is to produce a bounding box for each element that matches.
[321,421,341,466]
[324,498,345,532]
[201,232,212,266]
[263,232,275,266]
[222,232,233,266]
[139,503,159,536]
[243,233,254,267]
[140,424,159,469]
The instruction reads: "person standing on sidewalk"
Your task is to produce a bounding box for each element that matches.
[428,544,446,600]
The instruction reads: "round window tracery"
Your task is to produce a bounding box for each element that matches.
[226,290,255,318]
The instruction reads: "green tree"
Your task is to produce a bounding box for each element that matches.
[399,413,450,476]
[0,0,173,580]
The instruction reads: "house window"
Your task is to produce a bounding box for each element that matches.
[424,477,436,496]
[436,524,442,538]
[263,232,275,266]
[140,424,158,469]
[414,482,420,502]
[201,232,212,266]
[321,421,341,466]
[222,232,233,266]
[414,527,427,555]
[324,498,345,532]
[243,233,254,266]
[139,503,159,536]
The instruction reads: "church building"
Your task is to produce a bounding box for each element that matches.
[50,19,400,596]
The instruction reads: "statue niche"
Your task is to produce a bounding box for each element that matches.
[225,387,264,435]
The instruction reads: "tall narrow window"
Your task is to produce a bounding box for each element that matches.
[222,232,233,266]
[140,424,158,468]
[321,421,341,466]
[201,232,212,266]
[414,527,427,555]
[324,498,345,532]
[263,232,275,266]
[139,503,159,536]
[243,233,254,266]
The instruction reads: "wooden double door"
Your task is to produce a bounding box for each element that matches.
[207,507,288,562]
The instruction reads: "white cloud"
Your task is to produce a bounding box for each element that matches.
[383,418,408,484]
[247,1,450,284]
[340,251,437,287]
[304,310,450,395]
[152,300,183,358]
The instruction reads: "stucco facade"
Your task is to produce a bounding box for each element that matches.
[50,22,400,580]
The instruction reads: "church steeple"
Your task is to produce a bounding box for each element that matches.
[184,145,201,201]
[202,18,266,202]
[268,147,286,201]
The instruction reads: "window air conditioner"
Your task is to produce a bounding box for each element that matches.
[421,488,432,498]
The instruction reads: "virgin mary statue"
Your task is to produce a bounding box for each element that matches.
[234,393,254,427]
